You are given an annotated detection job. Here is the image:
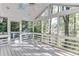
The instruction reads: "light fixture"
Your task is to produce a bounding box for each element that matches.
[29,3,35,6]
[0,17,3,23]
[6,6,10,10]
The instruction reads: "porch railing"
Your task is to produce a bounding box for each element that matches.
[23,33,79,55]
[0,35,8,46]
[1,32,79,54]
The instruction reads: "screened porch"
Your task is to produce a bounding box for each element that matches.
[0,3,79,56]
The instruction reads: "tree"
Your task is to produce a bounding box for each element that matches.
[11,22,19,32]
[0,18,7,34]
[34,20,41,33]
[63,7,70,36]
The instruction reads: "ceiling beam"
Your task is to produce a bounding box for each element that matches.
[38,7,79,20]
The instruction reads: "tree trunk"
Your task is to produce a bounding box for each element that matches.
[63,15,69,36]
[63,7,70,36]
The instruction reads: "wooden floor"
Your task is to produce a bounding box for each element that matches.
[0,40,78,56]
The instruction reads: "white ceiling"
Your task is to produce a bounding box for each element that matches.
[0,3,79,22]
[0,3,49,21]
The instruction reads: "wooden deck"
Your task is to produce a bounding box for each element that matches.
[0,41,78,56]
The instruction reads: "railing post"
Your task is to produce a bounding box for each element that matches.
[48,4,52,44]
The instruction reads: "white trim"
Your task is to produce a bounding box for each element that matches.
[7,18,11,44]
[33,21,34,42]
[19,20,22,43]
[39,7,79,20]
[41,20,43,42]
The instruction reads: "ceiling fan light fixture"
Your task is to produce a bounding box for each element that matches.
[29,3,35,5]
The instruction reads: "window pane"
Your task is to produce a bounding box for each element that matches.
[52,5,58,14]
[59,6,66,12]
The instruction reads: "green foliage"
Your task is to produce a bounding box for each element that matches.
[69,14,76,37]
[34,20,41,33]
[43,20,48,33]
[0,18,7,32]
[60,13,77,37]
[59,17,64,33]
[11,22,19,32]
[28,22,33,32]
[22,21,33,32]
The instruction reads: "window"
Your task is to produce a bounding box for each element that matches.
[52,5,70,14]
[52,5,58,14]
[59,6,66,12]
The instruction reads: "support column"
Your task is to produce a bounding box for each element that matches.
[20,20,22,43]
[48,19,51,43]
[33,21,34,41]
[41,20,44,42]
[57,17,59,36]
[7,18,11,44]
[57,17,61,47]
[48,4,52,43]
